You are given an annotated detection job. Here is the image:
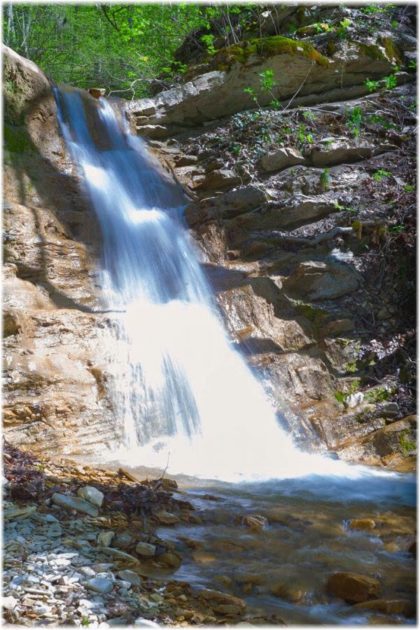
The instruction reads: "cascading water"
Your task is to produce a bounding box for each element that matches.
[54,88,403,484]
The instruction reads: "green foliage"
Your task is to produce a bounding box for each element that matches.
[297,123,314,146]
[201,33,216,56]
[259,68,276,92]
[337,18,352,38]
[399,430,416,456]
[403,184,415,193]
[320,168,330,191]
[346,106,363,137]
[2,4,251,98]
[361,4,388,14]
[243,86,258,105]
[364,386,391,403]
[384,73,398,89]
[372,169,391,182]
[389,224,405,233]
[365,78,379,93]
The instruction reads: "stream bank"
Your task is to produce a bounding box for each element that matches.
[3,444,416,626]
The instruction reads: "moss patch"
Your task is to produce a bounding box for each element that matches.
[381,36,403,65]
[358,43,387,62]
[210,36,330,71]
[4,124,33,153]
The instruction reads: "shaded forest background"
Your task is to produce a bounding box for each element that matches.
[3,4,277,97]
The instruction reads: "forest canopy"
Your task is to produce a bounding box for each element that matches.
[3,3,266,98]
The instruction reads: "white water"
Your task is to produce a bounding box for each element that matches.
[55,89,398,484]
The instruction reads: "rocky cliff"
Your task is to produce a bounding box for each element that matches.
[126,5,416,471]
[3,46,122,454]
[3,4,416,471]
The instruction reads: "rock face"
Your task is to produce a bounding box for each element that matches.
[127,38,397,134]
[3,45,121,454]
[3,3,416,471]
[141,6,416,468]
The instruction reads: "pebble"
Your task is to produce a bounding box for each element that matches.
[98,531,115,547]
[77,486,105,508]
[155,510,179,525]
[3,595,18,610]
[117,569,142,586]
[135,541,156,557]
[85,577,114,594]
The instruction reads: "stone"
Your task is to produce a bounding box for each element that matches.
[346,392,364,409]
[284,261,360,301]
[155,510,179,525]
[195,169,242,192]
[113,532,135,550]
[349,518,376,531]
[85,577,114,594]
[259,147,305,172]
[157,551,182,569]
[77,486,104,508]
[88,88,106,99]
[97,531,114,547]
[271,582,304,603]
[136,124,169,139]
[326,572,380,603]
[353,599,414,616]
[310,142,373,167]
[199,589,246,615]
[52,493,99,517]
[185,185,268,226]
[242,515,268,532]
[117,570,142,586]
[135,542,156,557]
[3,595,18,610]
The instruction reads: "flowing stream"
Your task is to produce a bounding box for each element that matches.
[55,88,416,624]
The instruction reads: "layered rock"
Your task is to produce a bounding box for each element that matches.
[3,46,120,454]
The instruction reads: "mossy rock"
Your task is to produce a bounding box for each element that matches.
[4,123,34,153]
[380,36,403,64]
[210,35,330,72]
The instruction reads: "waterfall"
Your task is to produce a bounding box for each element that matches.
[55,88,389,482]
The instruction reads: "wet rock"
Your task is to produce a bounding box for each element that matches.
[158,551,182,569]
[155,510,179,525]
[97,531,115,547]
[354,599,414,617]
[349,518,376,531]
[52,493,99,517]
[284,261,360,301]
[117,569,142,586]
[259,147,305,173]
[271,582,305,603]
[242,514,268,532]
[85,576,114,594]
[199,589,246,615]
[113,531,135,550]
[135,542,156,557]
[137,124,169,139]
[326,571,380,603]
[77,485,104,507]
[89,88,106,99]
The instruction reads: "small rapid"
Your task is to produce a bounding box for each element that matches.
[54,88,408,485]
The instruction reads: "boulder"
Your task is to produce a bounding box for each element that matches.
[259,147,306,173]
[326,572,380,603]
[185,185,268,225]
[284,261,360,301]
[127,39,395,129]
[198,589,246,615]
[77,485,104,507]
[135,542,156,558]
[3,45,51,124]
[52,493,99,517]
[310,142,374,167]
